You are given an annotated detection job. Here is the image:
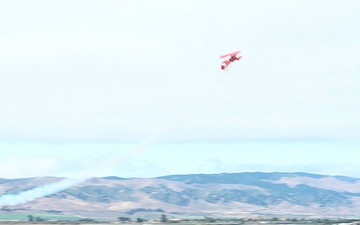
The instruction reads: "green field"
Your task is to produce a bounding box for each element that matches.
[0,214,83,221]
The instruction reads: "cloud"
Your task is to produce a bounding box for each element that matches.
[0,157,60,178]
[191,160,360,179]
[0,155,93,178]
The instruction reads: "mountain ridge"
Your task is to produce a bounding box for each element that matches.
[1,172,360,220]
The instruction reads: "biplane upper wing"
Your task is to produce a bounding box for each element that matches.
[220,51,240,59]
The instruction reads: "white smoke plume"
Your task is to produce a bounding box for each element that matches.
[0,177,84,207]
[0,74,230,207]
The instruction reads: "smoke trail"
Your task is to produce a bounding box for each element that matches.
[0,75,228,207]
[0,177,83,207]
[91,74,228,173]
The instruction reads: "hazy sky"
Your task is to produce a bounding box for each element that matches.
[0,0,359,179]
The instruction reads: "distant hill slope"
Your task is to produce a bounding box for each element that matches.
[2,172,360,219]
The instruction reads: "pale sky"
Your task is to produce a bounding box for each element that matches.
[0,0,359,179]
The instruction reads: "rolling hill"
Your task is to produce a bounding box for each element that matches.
[1,172,360,220]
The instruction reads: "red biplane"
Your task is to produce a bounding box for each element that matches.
[220,51,241,70]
